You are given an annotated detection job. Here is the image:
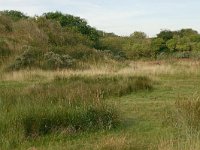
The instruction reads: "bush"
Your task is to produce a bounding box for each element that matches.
[65,44,96,60]
[172,51,190,59]
[8,46,42,70]
[0,10,28,21]
[0,39,11,57]
[44,51,75,69]
[0,15,13,32]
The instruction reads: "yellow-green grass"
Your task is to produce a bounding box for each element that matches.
[0,73,152,149]
[1,60,200,149]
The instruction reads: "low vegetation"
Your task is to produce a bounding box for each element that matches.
[1,10,200,150]
[1,10,200,71]
[0,74,152,149]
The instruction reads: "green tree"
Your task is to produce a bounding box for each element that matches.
[130,31,147,40]
[166,38,177,52]
[157,30,174,41]
[176,37,191,51]
[43,12,99,43]
[177,29,198,37]
[151,38,165,59]
[0,10,28,21]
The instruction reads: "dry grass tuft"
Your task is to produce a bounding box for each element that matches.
[1,59,200,82]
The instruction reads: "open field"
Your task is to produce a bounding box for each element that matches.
[1,59,200,150]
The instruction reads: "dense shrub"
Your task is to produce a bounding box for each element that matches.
[0,15,13,32]
[53,44,98,60]
[172,51,190,59]
[8,47,42,70]
[0,39,11,57]
[0,10,28,21]
[43,12,100,43]
[97,37,127,55]
[44,51,75,69]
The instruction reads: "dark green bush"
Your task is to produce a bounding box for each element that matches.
[0,10,28,21]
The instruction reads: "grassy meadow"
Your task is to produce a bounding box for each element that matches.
[0,59,200,149]
[1,10,200,150]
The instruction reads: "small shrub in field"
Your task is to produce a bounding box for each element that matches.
[44,51,75,69]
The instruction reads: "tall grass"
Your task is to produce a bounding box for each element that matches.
[160,96,200,150]
[0,74,152,149]
[174,96,200,131]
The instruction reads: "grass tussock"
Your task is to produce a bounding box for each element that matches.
[175,96,200,131]
[22,106,118,137]
[53,75,153,98]
[160,96,200,150]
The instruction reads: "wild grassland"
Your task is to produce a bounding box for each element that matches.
[1,59,200,149]
[0,69,152,149]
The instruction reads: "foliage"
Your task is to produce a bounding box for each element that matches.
[157,30,174,41]
[8,47,42,70]
[44,51,75,69]
[125,33,153,59]
[0,39,11,57]
[43,12,100,42]
[0,10,28,21]
[97,36,128,58]
[0,15,13,32]
[130,31,147,40]
[1,10,200,70]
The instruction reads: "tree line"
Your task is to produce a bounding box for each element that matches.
[1,10,200,70]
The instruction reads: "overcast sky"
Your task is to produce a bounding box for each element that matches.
[0,0,199,36]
